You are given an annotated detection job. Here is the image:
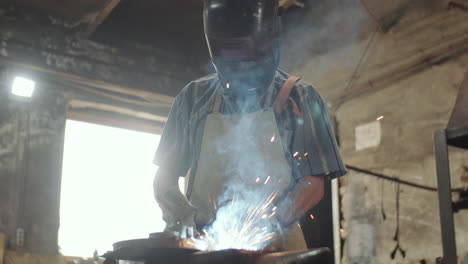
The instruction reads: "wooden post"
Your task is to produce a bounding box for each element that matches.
[0,233,5,264]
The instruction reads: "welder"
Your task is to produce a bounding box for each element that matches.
[153,0,346,251]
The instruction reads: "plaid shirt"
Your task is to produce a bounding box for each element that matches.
[154,70,346,184]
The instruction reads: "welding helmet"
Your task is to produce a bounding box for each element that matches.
[203,0,281,96]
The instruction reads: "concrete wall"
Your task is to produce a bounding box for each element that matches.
[0,86,66,255]
[339,52,468,264]
[283,3,468,264]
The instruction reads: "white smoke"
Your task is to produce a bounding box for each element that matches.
[194,106,292,251]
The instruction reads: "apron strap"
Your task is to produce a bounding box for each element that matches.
[274,76,301,114]
[264,82,277,108]
[212,89,223,113]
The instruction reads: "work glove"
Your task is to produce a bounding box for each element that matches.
[165,219,196,239]
[156,184,198,239]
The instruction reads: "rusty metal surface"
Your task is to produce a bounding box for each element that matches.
[190,249,265,264]
[112,233,199,262]
[256,248,332,264]
[109,237,332,264]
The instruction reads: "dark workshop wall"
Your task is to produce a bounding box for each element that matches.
[0,86,66,255]
[283,2,468,263]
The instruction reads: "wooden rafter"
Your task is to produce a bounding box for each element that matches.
[69,99,168,123]
[0,17,185,103]
[279,0,305,9]
[68,111,165,134]
[80,0,121,37]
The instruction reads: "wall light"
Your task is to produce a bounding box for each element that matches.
[11,76,36,98]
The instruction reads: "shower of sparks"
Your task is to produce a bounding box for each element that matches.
[194,192,280,251]
[376,115,384,121]
[264,176,271,185]
[293,152,299,157]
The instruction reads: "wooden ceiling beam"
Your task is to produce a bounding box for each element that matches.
[69,99,168,123]
[0,17,188,101]
[67,111,164,135]
[80,0,121,38]
[279,0,305,10]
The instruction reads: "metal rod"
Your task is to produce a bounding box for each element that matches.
[331,179,341,264]
[346,165,464,193]
[433,129,457,264]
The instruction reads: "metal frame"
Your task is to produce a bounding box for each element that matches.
[331,179,341,264]
[433,125,468,264]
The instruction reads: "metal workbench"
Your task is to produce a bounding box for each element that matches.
[433,125,468,264]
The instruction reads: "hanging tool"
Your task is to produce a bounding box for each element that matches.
[381,180,386,220]
[390,182,406,260]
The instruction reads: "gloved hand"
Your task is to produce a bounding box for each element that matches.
[164,218,196,239]
[156,184,198,239]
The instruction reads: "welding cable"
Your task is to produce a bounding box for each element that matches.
[390,182,406,259]
[346,165,465,193]
[381,180,386,220]
[331,28,379,113]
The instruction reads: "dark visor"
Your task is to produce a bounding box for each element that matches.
[207,36,274,60]
[204,0,277,38]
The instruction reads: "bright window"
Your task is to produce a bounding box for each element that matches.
[59,120,164,257]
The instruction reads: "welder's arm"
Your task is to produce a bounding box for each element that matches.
[154,167,197,238]
[276,176,325,227]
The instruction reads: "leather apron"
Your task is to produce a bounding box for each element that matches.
[187,77,307,251]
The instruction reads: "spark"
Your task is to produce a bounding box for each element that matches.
[267,211,276,218]
[270,134,275,142]
[293,152,299,157]
[340,229,344,233]
[298,157,302,160]
[264,176,271,184]
[304,152,309,157]
[376,115,384,121]
[297,223,301,228]
[226,83,230,89]
[255,177,260,183]
[310,214,315,220]
[230,195,236,209]
[297,163,300,166]
[194,192,280,251]
[209,196,217,210]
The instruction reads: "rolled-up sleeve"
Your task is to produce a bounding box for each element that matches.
[291,85,347,180]
[153,91,192,179]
